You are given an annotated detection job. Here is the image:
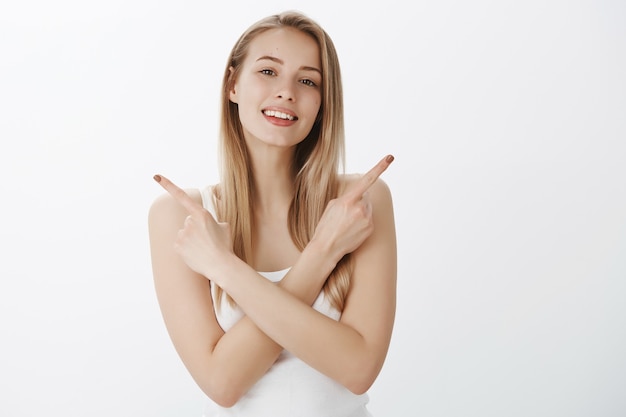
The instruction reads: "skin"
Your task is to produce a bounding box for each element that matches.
[148,27,397,408]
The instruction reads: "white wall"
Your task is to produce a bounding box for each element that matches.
[1,1,625,416]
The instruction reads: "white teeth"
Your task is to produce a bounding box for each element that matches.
[263,110,295,121]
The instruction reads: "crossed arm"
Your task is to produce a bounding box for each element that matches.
[148,156,397,407]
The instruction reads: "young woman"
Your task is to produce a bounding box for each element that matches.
[148,11,397,417]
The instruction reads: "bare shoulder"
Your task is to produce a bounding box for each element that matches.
[338,173,393,203]
[148,187,204,229]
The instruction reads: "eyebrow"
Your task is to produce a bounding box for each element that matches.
[256,55,321,74]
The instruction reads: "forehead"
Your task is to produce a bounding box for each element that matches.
[246,27,321,68]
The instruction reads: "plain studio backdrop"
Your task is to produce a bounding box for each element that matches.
[1,0,625,416]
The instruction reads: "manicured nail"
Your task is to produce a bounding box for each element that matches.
[153,174,162,182]
[385,155,394,163]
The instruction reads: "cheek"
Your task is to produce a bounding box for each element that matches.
[313,99,322,122]
[237,88,260,115]
[309,94,322,116]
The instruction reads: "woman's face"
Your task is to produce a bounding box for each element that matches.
[230,27,322,150]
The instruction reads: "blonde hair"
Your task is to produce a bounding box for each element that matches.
[213,11,352,311]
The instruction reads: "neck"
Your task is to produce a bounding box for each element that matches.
[248,147,296,215]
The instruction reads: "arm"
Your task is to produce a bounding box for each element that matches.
[209,177,397,394]
[149,193,339,407]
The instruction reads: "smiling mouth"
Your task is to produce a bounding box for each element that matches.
[262,109,298,121]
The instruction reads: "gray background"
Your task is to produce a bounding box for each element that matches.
[1,0,625,416]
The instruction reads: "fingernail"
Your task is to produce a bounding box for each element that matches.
[385,155,394,163]
[153,174,162,182]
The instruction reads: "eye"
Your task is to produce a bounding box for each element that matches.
[260,68,276,76]
[300,79,318,87]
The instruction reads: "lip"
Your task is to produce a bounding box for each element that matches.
[261,106,298,126]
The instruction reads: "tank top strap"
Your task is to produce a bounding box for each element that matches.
[199,185,217,218]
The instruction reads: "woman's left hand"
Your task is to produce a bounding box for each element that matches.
[153,174,234,280]
[310,155,394,264]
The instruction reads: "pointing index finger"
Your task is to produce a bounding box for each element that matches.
[153,174,205,216]
[346,154,394,199]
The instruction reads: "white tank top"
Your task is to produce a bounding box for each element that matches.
[199,186,373,417]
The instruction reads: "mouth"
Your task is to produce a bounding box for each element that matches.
[262,109,298,121]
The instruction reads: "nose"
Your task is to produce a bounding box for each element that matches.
[275,80,295,101]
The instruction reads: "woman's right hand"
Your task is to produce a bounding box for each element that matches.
[311,155,394,264]
[152,174,236,283]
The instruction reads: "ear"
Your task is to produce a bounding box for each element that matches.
[228,66,238,104]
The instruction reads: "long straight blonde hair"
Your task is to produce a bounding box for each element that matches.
[212,11,352,311]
